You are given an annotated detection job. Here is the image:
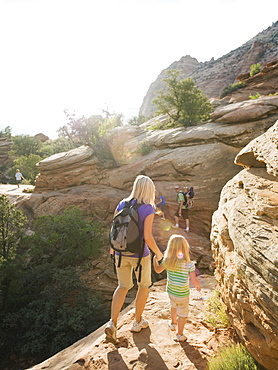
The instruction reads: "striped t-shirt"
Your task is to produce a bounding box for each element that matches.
[164,261,195,298]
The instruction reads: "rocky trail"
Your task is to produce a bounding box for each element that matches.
[29,276,236,370]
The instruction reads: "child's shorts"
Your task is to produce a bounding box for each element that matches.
[168,294,189,317]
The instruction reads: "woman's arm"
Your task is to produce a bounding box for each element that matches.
[144,213,164,260]
[153,255,165,273]
[190,271,201,291]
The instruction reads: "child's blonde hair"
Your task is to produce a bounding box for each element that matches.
[125,175,155,206]
[163,234,191,271]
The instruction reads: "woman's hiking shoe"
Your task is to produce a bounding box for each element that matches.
[169,321,177,331]
[105,320,117,343]
[176,334,187,342]
[131,318,149,332]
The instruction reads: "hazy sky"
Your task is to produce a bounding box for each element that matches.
[0,0,276,139]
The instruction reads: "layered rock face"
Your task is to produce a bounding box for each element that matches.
[210,121,278,369]
[226,59,278,103]
[0,137,13,182]
[140,22,278,117]
[27,96,278,275]
[0,137,12,164]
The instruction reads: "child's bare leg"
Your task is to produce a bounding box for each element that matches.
[171,306,177,325]
[177,316,187,335]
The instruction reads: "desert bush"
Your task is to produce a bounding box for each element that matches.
[138,141,153,155]
[208,343,259,370]
[205,290,229,328]
[220,81,244,98]
[250,63,261,77]
[249,92,261,99]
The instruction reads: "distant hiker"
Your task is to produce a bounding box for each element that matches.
[155,193,166,219]
[173,185,189,231]
[15,169,24,188]
[105,175,163,344]
[153,234,201,342]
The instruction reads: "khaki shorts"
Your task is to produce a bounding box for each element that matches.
[115,254,152,289]
[168,294,189,317]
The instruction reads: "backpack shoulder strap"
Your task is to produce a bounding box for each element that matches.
[177,190,185,200]
[123,200,131,208]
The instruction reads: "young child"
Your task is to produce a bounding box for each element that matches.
[153,234,201,342]
[155,193,166,219]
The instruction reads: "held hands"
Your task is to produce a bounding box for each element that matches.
[155,250,164,261]
[196,285,201,292]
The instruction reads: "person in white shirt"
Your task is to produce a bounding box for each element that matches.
[15,169,24,188]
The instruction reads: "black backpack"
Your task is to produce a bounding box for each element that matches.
[186,187,194,199]
[181,187,194,208]
[109,200,144,281]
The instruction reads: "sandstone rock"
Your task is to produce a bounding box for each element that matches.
[0,137,13,183]
[228,59,278,102]
[211,120,278,369]
[34,133,49,142]
[0,137,12,161]
[211,95,278,123]
[37,146,95,170]
[35,146,115,191]
[104,126,146,165]
[235,120,278,176]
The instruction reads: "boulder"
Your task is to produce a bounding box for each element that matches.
[211,95,278,123]
[211,120,278,369]
[35,146,115,190]
[235,119,278,176]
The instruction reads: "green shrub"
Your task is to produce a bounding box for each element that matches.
[220,81,244,98]
[205,290,229,328]
[152,70,212,127]
[249,92,261,99]
[0,206,108,369]
[128,115,152,126]
[138,141,153,155]
[25,206,104,267]
[208,343,259,370]
[250,63,261,77]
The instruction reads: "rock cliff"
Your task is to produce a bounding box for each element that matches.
[225,59,278,103]
[33,96,278,238]
[6,95,270,280]
[140,22,278,117]
[210,120,278,370]
[0,137,13,183]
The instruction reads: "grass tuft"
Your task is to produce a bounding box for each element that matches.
[208,343,259,370]
[205,290,229,328]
